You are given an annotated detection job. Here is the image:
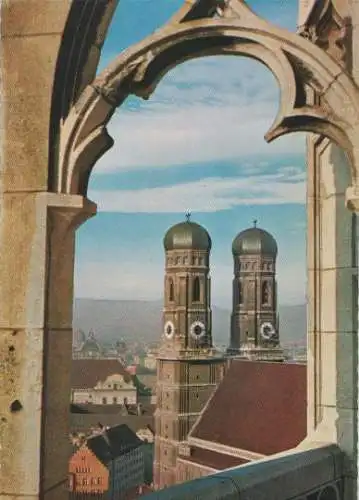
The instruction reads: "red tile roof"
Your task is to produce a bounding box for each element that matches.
[178,446,249,471]
[191,359,306,456]
[71,359,131,389]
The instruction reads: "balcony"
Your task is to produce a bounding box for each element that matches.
[144,444,344,499]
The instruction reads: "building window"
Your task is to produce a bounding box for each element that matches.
[238,281,243,304]
[169,279,174,302]
[102,397,107,404]
[113,383,117,390]
[113,397,117,404]
[192,276,200,302]
[262,282,269,304]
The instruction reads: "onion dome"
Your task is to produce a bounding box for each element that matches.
[164,213,211,251]
[232,220,277,256]
[80,331,101,353]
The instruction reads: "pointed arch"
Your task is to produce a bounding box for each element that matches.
[59,3,359,198]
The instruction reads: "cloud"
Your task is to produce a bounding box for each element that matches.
[93,57,305,174]
[89,170,306,213]
[75,256,306,307]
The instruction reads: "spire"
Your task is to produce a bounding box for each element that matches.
[185,211,191,222]
[253,219,258,228]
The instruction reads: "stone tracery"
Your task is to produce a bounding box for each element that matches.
[59,0,359,205]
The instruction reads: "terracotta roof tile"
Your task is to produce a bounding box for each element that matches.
[71,359,130,389]
[191,360,306,456]
[179,446,249,471]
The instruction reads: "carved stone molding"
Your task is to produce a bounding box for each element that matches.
[58,0,359,207]
[298,0,351,68]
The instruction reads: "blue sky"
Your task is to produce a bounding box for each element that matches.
[74,0,307,308]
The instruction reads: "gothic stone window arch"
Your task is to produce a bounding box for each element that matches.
[27,0,359,494]
[192,276,200,302]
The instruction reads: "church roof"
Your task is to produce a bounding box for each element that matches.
[178,446,249,471]
[232,226,278,256]
[190,359,306,456]
[71,359,132,389]
[164,220,211,251]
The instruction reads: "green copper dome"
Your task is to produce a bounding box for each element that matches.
[232,226,277,256]
[164,220,211,251]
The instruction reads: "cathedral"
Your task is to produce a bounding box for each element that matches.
[153,215,225,489]
[154,216,287,489]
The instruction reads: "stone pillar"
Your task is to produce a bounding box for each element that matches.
[0,192,96,499]
[304,137,357,500]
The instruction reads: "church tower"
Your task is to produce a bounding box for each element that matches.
[229,221,284,361]
[153,215,225,490]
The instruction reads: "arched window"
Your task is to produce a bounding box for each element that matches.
[102,397,107,405]
[169,279,174,302]
[262,281,269,304]
[238,281,243,304]
[192,276,200,302]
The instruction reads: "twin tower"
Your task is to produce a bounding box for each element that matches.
[154,216,283,489]
[161,216,283,359]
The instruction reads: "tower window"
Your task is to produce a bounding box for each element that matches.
[262,282,269,304]
[238,281,243,304]
[192,276,200,302]
[169,279,174,302]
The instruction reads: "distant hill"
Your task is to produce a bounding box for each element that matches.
[73,299,306,348]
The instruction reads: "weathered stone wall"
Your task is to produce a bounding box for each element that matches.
[0,2,112,498]
[0,3,72,498]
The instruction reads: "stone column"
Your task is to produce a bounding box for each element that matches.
[0,192,96,499]
[303,137,357,500]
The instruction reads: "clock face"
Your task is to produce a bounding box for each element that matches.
[190,321,206,339]
[260,322,275,340]
[164,321,175,339]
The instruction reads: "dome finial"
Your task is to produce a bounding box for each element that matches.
[185,211,191,222]
[253,219,258,228]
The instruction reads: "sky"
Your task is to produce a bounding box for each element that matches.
[74,0,307,309]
